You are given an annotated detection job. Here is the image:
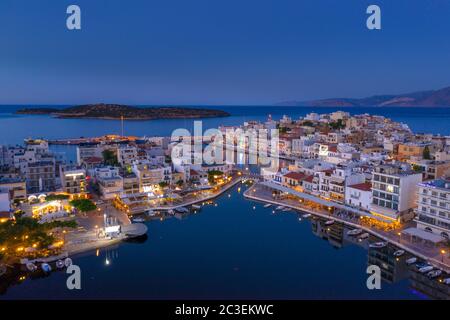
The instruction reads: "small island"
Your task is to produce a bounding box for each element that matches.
[16,104,230,120]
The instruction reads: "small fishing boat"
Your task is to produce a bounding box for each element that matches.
[347,228,363,236]
[443,278,450,285]
[282,207,292,212]
[192,204,201,210]
[26,262,38,272]
[427,269,442,278]
[64,258,73,268]
[132,217,145,223]
[276,206,285,210]
[369,241,387,249]
[358,233,370,240]
[263,203,272,208]
[168,209,175,215]
[324,220,335,226]
[419,265,434,273]
[393,250,405,257]
[302,213,312,218]
[405,257,417,265]
[41,263,52,273]
[56,260,65,269]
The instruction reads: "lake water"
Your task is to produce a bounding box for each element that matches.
[0,183,434,299]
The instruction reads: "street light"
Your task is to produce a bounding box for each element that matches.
[441,249,446,262]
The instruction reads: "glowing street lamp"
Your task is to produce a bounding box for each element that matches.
[441,249,446,262]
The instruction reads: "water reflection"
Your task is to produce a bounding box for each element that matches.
[308,216,450,300]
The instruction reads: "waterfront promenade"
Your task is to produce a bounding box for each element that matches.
[244,182,450,273]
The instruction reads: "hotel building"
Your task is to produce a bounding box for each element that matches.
[370,165,422,222]
[416,179,450,239]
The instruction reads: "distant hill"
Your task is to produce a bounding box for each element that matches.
[278,86,450,107]
[16,104,230,120]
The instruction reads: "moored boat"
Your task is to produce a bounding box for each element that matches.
[324,220,335,226]
[418,265,434,273]
[192,204,201,210]
[405,257,417,265]
[276,206,285,210]
[347,228,363,236]
[263,203,272,208]
[132,217,145,223]
[369,241,387,249]
[26,262,38,272]
[56,260,65,269]
[427,269,442,278]
[443,278,450,285]
[282,207,292,212]
[393,250,405,257]
[41,263,52,273]
[358,233,370,240]
[175,207,189,213]
[302,213,312,218]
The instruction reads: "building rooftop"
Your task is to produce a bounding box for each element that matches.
[348,182,372,192]
[283,172,306,180]
[419,179,450,190]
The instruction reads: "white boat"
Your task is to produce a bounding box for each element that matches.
[132,217,145,223]
[168,209,175,215]
[56,260,65,269]
[427,269,442,278]
[324,220,335,226]
[405,257,417,265]
[443,278,450,285]
[41,263,52,273]
[64,258,73,268]
[369,241,387,249]
[26,262,38,272]
[393,250,405,257]
[276,206,285,210]
[358,233,370,240]
[175,207,189,213]
[263,204,272,208]
[145,210,156,216]
[347,228,363,236]
[302,213,312,218]
[418,265,434,273]
[282,207,292,212]
[192,205,201,210]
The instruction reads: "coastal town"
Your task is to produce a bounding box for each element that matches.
[0,110,450,295]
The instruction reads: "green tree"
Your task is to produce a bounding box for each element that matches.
[70,199,97,212]
[159,181,169,188]
[423,146,431,160]
[102,149,119,166]
[45,194,70,201]
[207,170,223,184]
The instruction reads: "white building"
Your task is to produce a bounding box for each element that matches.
[132,161,172,192]
[415,179,450,239]
[117,145,138,166]
[345,182,372,211]
[370,165,422,222]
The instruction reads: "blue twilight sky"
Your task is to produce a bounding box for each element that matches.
[0,0,449,105]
